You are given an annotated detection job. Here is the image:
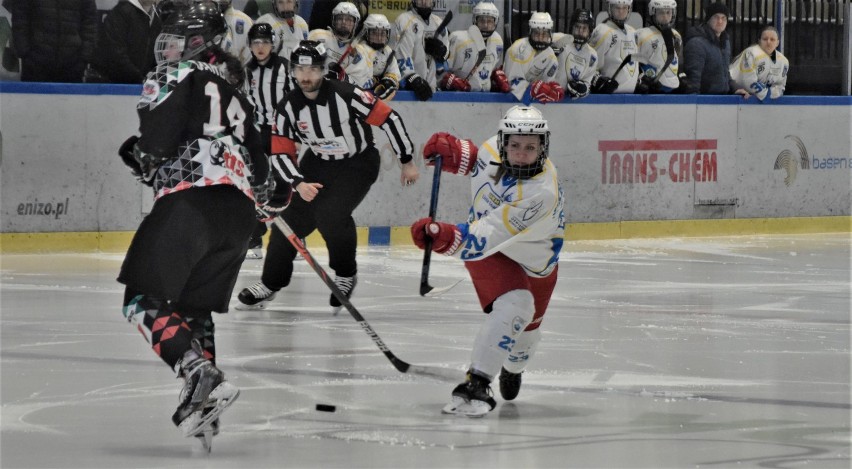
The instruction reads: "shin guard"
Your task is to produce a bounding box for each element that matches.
[469,289,534,380]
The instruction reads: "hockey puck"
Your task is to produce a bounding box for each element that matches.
[315,404,336,412]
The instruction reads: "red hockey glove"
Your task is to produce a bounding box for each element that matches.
[439,73,471,92]
[423,132,478,175]
[490,68,510,93]
[410,217,463,255]
[530,80,564,104]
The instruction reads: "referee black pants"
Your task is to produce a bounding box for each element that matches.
[261,147,381,290]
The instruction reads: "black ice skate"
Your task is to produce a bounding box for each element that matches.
[329,274,357,315]
[236,282,277,310]
[442,372,497,417]
[499,367,522,401]
[172,353,239,451]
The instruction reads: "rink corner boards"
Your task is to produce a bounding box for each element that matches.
[1,216,849,254]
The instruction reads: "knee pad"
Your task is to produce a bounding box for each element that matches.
[469,289,535,380]
[503,328,541,374]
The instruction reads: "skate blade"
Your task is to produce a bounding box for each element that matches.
[244,249,263,259]
[199,430,213,452]
[181,384,240,437]
[235,302,269,311]
[441,397,491,417]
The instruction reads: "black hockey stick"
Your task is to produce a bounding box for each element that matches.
[418,155,464,297]
[419,155,442,296]
[612,53,633,80]
[270,215,458,382]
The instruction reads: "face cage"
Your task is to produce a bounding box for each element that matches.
[651,8,676,30]
[608,3,632,27]
[155,33,186,64]
[571,23,591,45]
[498,132,550,179]
[366,28,390,49]
[276,0,297,18]
[528,28,552,51]
[332,15,357,41]
[475,15,498,38]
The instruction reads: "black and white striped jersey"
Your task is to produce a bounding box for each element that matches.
[270,78,414,186]
[245,54,292,127]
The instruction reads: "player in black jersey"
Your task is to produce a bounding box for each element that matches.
[116,2,290,450]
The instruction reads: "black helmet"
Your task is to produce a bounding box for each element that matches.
[570,9,594,45]
[154,1,227,64]
[290,40,327,69]
[248,22,275,42]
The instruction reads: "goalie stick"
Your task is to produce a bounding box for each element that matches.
[270,215,459,382]
[464,24,487,81]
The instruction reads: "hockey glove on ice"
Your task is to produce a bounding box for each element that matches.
[439,73,471,92]
[565,80,590,99]
[407,74,433,101]
[424,36,448,61]
[411,217,463,255]
[423,132,478,175]
[373,76,398,100]
[490,68,510,93]
[591,75,618,94]
[118,135,162,186]
[530,80,564,104]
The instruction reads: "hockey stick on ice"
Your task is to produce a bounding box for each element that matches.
[418,156,462,297]
[270,215,459,382]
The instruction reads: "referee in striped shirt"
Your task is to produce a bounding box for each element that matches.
[244,23,292,258]
[236,40,419,312]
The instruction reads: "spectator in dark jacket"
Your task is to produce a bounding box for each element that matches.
[682,1,747,96]
[92,0,162,84]
[11,0,98,82]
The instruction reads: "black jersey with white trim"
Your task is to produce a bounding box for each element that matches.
[137,60,268,201]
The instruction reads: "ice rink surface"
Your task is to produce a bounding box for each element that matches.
[2,233,850,468]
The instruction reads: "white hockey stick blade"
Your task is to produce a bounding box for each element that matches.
[422,279,463,297]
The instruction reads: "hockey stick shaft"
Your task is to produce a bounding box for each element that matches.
[611,53,632,79]
[419,155,442,296]
[270,216,456,381]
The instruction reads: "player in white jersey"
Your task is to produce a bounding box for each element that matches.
[634,0,682,93]
[308,1,373,88]
[552,8,597,99]
[391,0,451,101]
[256,0,310,62]
[730,26,789,101]
[503,12,563,104]
[361,14,401,100]
[411,106,565,417]
[440,1,503,92]
[213,0,254,64]
[589,0,639,94]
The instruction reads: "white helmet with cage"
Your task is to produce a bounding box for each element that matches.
[331,2,361,41]
[648,0,676,29]
[497,106,550,179]
[527,12,553,51]
[363,13,391,49]
[473,2,500,38]
[607,0,633,27]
